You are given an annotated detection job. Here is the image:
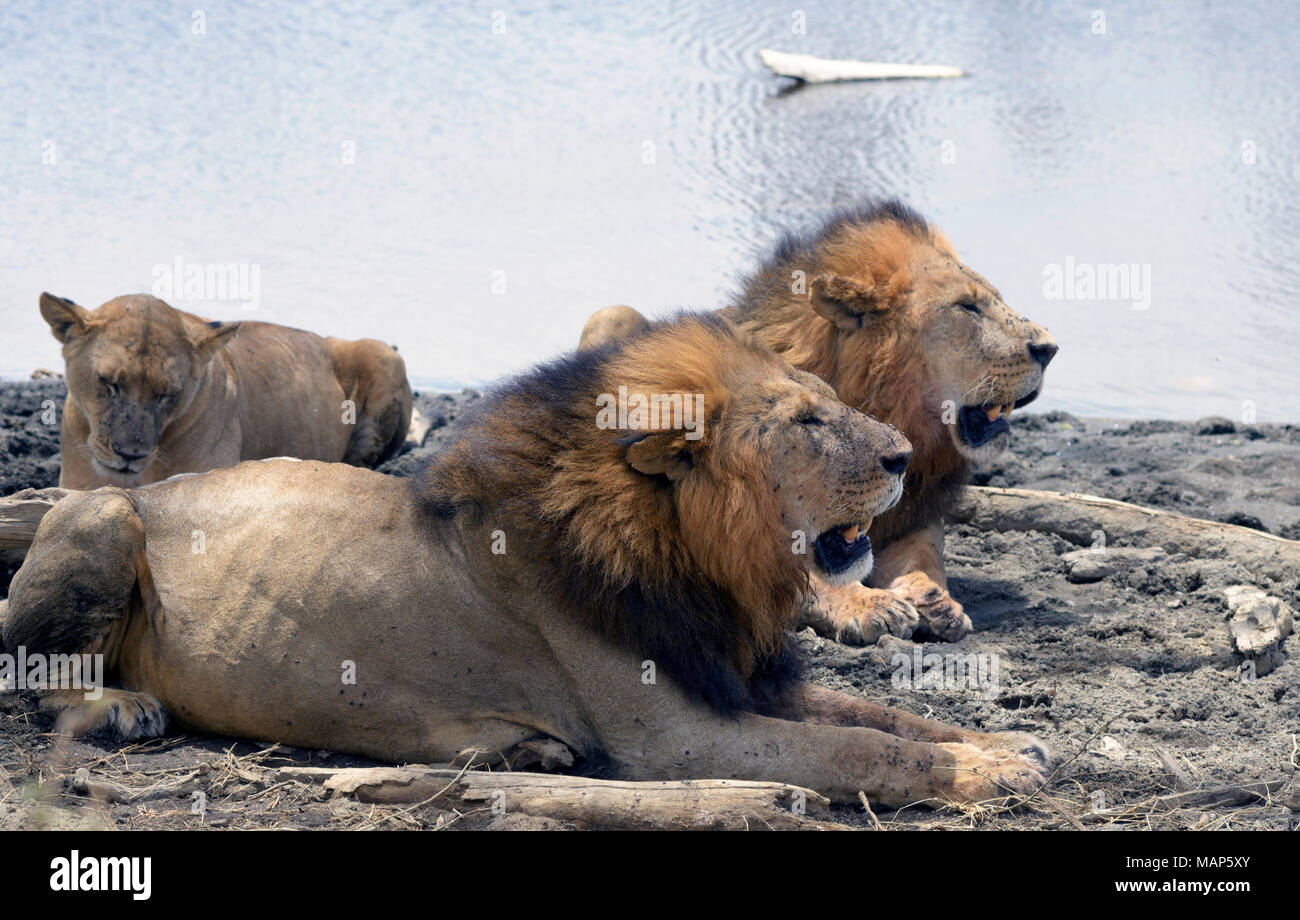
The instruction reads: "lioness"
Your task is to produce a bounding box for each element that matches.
[579,200,1058,644]
[2,314,1053,807]
[40,292,412,488]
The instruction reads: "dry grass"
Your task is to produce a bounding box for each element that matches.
[4,695,1295,831]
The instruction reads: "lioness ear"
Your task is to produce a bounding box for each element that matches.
[809,273,885,331]
[40,293,89,344]
[188,320,241,356]
[622,432,695,482]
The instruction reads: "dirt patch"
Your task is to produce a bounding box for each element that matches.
[2,386,1296,830]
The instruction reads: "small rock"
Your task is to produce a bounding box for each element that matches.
[1062,554,1116,583]
[1195,416,1236,435]
[1098,735,1126,759]
[1126,566,1152,591]
[1221,511,1269,533]
[873,634,915,666]
[1061,546,1166,584]
[1223,585,1294,676]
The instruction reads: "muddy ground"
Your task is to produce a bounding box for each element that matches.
[1,381,1296,830]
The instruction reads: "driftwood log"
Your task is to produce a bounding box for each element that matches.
[275,766,848,830]
[0,488,69,550]
[952,486,1300,582]
[759,49,965,82]
[69,767,202,804]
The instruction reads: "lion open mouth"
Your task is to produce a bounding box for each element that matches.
[957,388,1039,448]
[813,519,874,576]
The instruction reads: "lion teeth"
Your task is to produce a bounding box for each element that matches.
[1003,403,1014,417]
[840,525,860,543]
[986,405,1002,421]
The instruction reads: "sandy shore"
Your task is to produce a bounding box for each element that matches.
[2,381,1296,829]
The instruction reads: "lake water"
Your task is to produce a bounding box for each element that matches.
[2,0,1298,420]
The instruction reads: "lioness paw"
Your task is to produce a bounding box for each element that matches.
[888,572,972,643]
[48,689,169,741]
[935,741,1052,804]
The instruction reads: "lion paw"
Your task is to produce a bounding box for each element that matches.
[48,689,169,741]
[974,731,1059,772]
[804,582,919,646]
[888,572,972,643]
[935,740,1053,804]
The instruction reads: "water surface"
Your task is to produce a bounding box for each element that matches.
[2,0,1297,419]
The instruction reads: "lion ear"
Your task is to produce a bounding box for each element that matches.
[809,273,886,331]
[188,319,241,357]
[623,431,695,482]
[40,293,90,344]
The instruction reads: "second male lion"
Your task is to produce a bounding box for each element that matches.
[40,292,412,489]
[580,200,1058,643]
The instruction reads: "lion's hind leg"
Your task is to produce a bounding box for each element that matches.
[578,305,649,350]
[1,489,166,741]
[329,337,413,468]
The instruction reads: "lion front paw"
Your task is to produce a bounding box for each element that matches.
[46,689,169,741]
[804,582,919,646]
[935,740,1053,804]
[888,572,972,642]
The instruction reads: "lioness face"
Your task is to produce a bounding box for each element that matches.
[908,243,1058,459]
[733,369,912,585]
[40,293,239,482]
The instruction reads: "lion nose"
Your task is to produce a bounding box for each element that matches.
[1028,341,1058,368]
[880,449,911,476]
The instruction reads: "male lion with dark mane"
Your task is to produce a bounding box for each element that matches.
[579,201,1058,644]
[40,292,412,488]
[2,315,1053,807]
